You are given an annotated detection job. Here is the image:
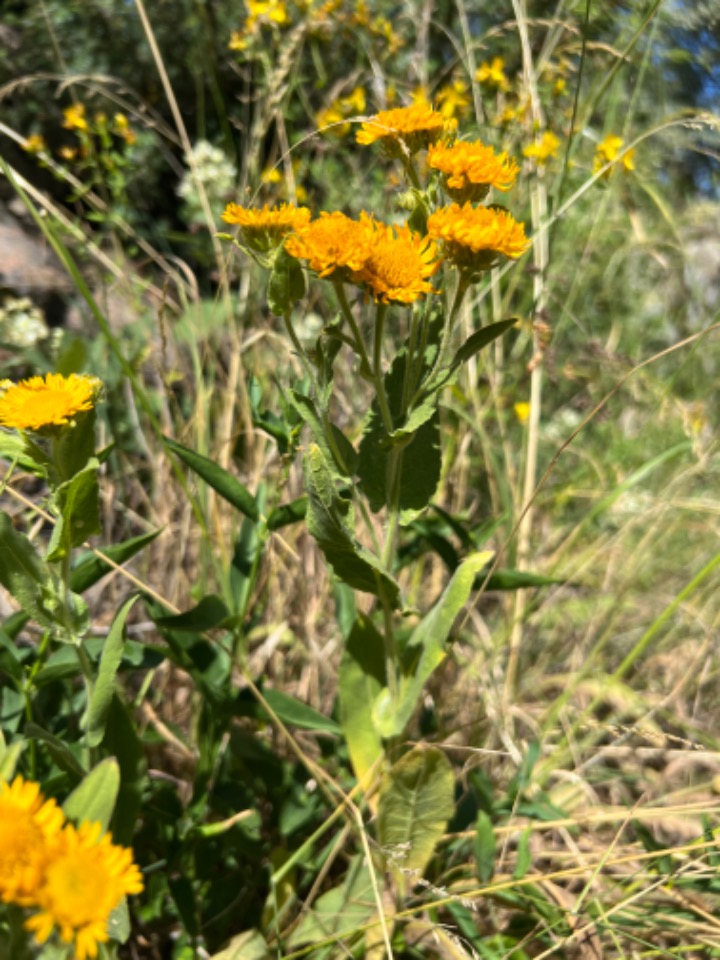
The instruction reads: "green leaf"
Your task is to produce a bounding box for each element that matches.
[0,431,46,474]
[450,318,518,371]
[153,595,230,632]
[85,595,139,748]
[46,459,101,561]
[107,898,131,944]
[103,695,147,846]
[262,687,341,734]
[63,757,120,831]
[163,436,259,521]
[211,929,272,960]
[374,551,493,738]
[288,855,377,947]
[70,529,162,595]
[0,733,24,781]
[378,746,454,884]
[267,246,306,315]
[474,811,496,883]
[53,406,97,481]
[266,496,307,530]
[513,827,532,880]
[289,390,355,478]
[357,353,441,523]
[481,568,563,591]
[304,444,400,606]
[0,513,60,631]
[25,722,85,780]
[338,615,386,788]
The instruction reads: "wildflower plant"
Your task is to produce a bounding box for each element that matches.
[219,105,529,857]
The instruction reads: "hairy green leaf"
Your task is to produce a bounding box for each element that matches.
[46,458,101,561]
[63,757,120,831]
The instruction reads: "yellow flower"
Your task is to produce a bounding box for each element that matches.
[58,145,78,161]
[523,130,561,164]
[356,104,453,156]
[285,211,374,278]
[23,134,47,154]
[351,222,440,304]
[25,820,144,960]
[0,776,65,906]
[228,29,249,50]
[435,80,471,121]
[222,202,311,253]
[427,203,530,271]
[0,373,103,432]
[62,104,88,132]
[514,401,531,424]
[247,0,288,29]
[475,57,510,92]
[428,139,520,203]
[410,85,431,107]
[593,134,635,178]
[317,86,367,138]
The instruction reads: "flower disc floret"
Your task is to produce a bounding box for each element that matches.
[356,104,453,156]
[351,223,440,304]
[26,820,144,960]
[284,211,374,279]
[222,202,311,254]
[427,203,530,271]
[0,373,102,433]
[0,776,65,906]
[428,139,520,203]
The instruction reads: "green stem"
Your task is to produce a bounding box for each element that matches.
[371,302,394,435]
[401,153,422,191]
[333,281,374,379]
[413,269,472,406]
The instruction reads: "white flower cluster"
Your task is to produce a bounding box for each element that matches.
[177,140,236,227]
[0,297,49,348]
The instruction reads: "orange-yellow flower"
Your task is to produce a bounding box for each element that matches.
[427,203,530,271]
[62,104,88,132]
[25,820,144,960]
[23,134,47,154]
[352,223,440,304]
[428,139,520,203]
[284,211,374,279]
[0,776,65,906]
[435,80,471,120]
[475,57,510,92]
[0,373,103,432]
[523,130,560,164]
[593,134,635,178]
[222,202,311,253]
[356,104,453,156]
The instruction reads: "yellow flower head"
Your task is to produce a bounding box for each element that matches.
[427,203,530,272]
[62,104,88,132]
[593,134,635,178]
[523,130,561,165]
[0,776,65,906]
[352,222,440,304]
[222,202,311,254]
[247,0,288,29]
[284,211,374,279]
[428,139,520,203]
[514,401,531,424]
[23,134,47,155]
[356,104,453,156]
[435,80,471,121]
[228,29,249,50]
[475,57,510,92]
[0,373,103,433]
[25,820,144,960]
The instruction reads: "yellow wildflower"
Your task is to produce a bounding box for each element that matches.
[553,77,567,97]
[222,202,311,253]
[475,57,510,92]
[435,80,471,121]
[593,134,635,178]
[0,373,103,433]
[58,145,78,161]
[62,104,88,132]
[352,222,439,304]
[523,130,561,164]
[514,401,531,424]
[228,29,249,50]
[285,211,374,279]
[428,139,520,203]
[317,86,366,137]
[26,820,144,960]
[23,134,47,154]
[247,0,288,29]
[357,104,453,156]
[0,776,65,906]
[410,85,431,107]
[427,203,530,271]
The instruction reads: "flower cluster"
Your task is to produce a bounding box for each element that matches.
[0,373,103,433]
[0,776,143,960]
[593,133,635,178]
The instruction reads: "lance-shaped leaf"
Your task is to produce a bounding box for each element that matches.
[338,615,386,789]
[373,551,493,738]
[305,444,400,606]
[378,746,454,887]
[163,436,259,521]
[63,757,120,832]
[85,595,139,748]
[46,458,101,561]
[0,512,60,631]
[289,390,356,478]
